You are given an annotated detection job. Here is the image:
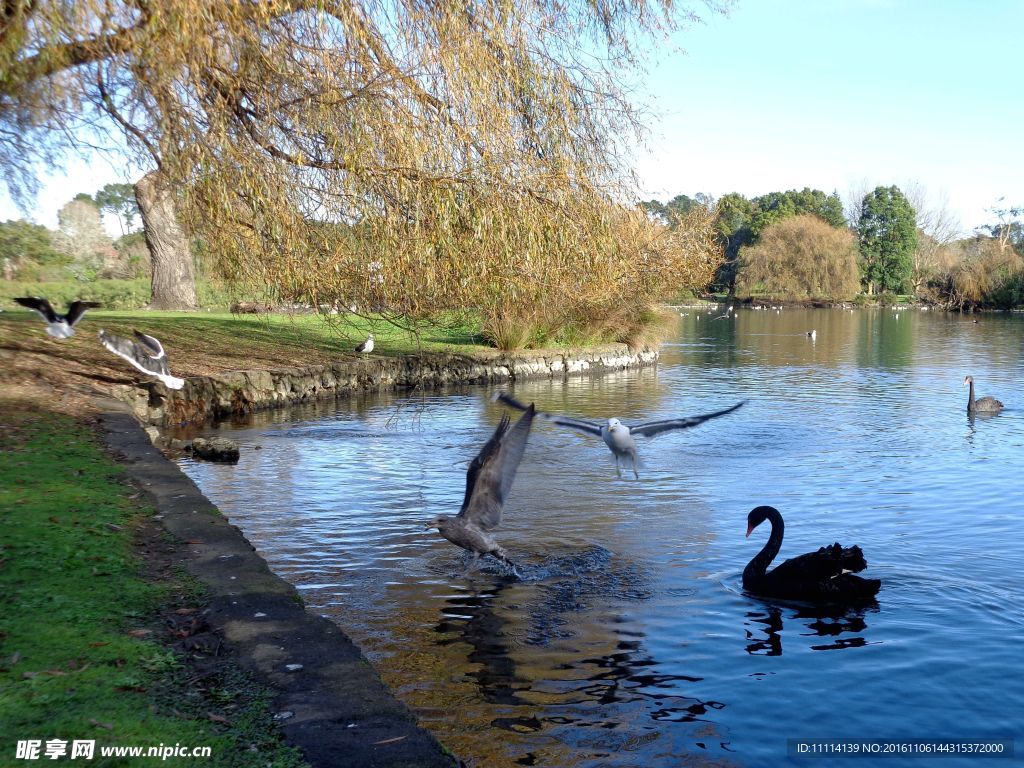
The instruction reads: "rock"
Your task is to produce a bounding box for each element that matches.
[230,301,272,314]
[191,437,240,463]
[144,426,161,444]
[169,438,190,452]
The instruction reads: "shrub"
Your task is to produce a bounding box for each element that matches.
[940,238,1024,310]
[736,215,860,301]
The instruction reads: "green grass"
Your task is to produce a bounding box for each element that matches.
[88,310,490,357]
[0,307,497,384]
[0,408,307,767]
[0,279,237,311]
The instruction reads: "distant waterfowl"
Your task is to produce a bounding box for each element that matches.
[714,306,733,320]
[496,393,745,479]
[99,330,185,390]
[355,333,374,355]
[963,376,1003,414]
[807,329,816,340]
[426,405,535,573]
[14,297,100,338]
[743,505,881,604]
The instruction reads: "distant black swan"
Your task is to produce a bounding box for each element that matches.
[743,506,880,603]
[963,376,1003,414]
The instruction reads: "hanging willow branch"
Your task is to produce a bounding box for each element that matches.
[2,0,729,335]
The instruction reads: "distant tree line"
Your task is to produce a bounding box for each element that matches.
[642,188,1024,309]
[0,183,148,282]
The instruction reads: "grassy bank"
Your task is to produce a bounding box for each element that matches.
[0,404,308,767]
[0,308,495,410]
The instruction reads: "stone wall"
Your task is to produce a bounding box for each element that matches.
[119,345,658,427]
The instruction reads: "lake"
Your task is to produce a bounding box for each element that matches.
[176,306,1024,767]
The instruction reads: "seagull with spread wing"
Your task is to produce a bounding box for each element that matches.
[14,297,100,338]
[98,330,186,390]
[426,404,535,574]
[495,392,745,479]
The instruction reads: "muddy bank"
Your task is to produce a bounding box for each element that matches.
[113,345,658,427]
[99,410,456,768]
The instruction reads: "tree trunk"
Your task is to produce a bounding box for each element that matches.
[134,169,198,310]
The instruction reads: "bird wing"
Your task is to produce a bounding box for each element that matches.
[100,330,169,377]
[132,330,166,359]
[495,393,603,436]
[458,405,535,531]
[65,301,101,327]
[768,543,868,583]
[629,400,746,437]
[14,296,59,323]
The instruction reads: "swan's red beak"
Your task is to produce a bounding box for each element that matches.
[745,524,754,537]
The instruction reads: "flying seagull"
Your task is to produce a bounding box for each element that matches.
[14,297,100,338]
[495,392,745,479]
[99,330,185,390]
[426,404,535,574]
[355,333,374,355]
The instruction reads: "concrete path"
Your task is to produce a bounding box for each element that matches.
[99,411,457,768]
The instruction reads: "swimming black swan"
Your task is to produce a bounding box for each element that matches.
[743,506,880,603]
[963,376,1003,414]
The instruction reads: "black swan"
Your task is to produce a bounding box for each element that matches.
[964,376,1003,414]
[743,506,880,603]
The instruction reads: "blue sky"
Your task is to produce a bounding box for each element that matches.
[634,0,1024,233]
[2,0,1021,236]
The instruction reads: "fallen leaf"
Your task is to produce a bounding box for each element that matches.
[90,719,114,730]
[88,642,110,648]
[373,736,408,746]
[127,629,152,637]
[174,608,197,615]
[8,652,20,665]
[207,713,230,724]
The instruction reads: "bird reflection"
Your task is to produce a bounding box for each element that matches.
[433,583,525,704]
[745,604,877,655]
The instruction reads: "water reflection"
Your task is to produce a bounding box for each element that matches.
[435,584,526,705]
[744,603,878,656]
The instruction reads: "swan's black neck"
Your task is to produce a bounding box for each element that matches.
[967,379,976,412]
[743,507,784,583]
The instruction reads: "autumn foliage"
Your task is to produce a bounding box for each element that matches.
[1,0,725,343]
[735,215,860,301]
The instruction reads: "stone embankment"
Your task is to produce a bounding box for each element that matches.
[117,345,658,427]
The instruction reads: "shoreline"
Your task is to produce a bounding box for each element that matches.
[98,408,457,767]
[116,344,659,428]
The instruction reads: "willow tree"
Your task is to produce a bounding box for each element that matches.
[1,1,726,325]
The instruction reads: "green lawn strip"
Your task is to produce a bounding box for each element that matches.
[0,408,307,767]
[1,306,491,361]
[93,310,488,355]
